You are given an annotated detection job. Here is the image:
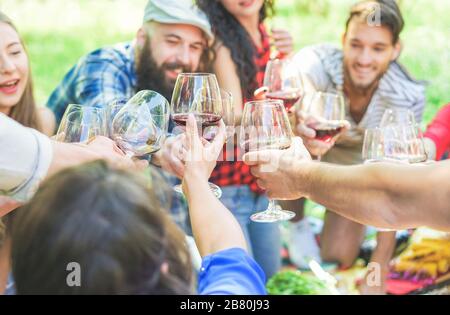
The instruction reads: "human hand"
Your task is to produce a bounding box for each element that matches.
[84,136,148,170]
[294,109,350,157]
[48,136,147,177]
[271,28,294,58]
[243,137,311,199]
[152,135,186,178]
[182,114,227,182]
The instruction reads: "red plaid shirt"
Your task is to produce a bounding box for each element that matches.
[210,24,270,194]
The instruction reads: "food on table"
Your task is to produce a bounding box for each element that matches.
[390,229,450,282]
[266,270,334,295]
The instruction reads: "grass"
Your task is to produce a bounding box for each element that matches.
[1,0,449,124]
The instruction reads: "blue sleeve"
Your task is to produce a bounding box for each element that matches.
[72,58,130,109]
[197,247,267,295]
[47,50,132,125]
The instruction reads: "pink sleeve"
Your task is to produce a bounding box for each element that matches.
[424,103,450,160]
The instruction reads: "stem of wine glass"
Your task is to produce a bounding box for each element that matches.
[266,199,278,214]
[316,155,322,161]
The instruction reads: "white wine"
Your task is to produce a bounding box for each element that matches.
[114,134,159,156]
[241,137,291,153]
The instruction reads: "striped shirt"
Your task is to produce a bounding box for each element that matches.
[293,44,426,164]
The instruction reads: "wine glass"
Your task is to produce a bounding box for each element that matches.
[362,125,428,232]
[264,58,303,113]
[301,91,348,160]
[363,126,428,164]
[383,125,428,163]
[362,128,384,163]
[221,89,235,141]
[379,108,416,128]
[111,90,170,158]
[203,89,235,142]
[362,127,400,232]
[56,104,106,143]
[105,98,127,137]
[171,73,224,198]
[240,99,296,223]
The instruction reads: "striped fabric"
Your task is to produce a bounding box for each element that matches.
[293,44,426,131]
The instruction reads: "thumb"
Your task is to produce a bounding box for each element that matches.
[186,113,199,149]
[212,120,227,149]
[243,150,272,166]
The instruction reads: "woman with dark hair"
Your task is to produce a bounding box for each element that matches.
[10,116,266,294]
[0,11,55,294]
[196,0,294,279]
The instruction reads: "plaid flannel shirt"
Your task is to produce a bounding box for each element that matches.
[210,24,271,195]
[47,42,137,125]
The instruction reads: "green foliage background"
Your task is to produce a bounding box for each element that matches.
[1,0,448,124]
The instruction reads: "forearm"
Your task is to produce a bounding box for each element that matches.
[46,142,94,178]
[183,173,247,257]
[298,161,450,231]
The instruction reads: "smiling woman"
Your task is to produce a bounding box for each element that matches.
[0,10,56,295]
[0,11,55,135]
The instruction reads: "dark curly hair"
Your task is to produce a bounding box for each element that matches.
[196,0,275,100]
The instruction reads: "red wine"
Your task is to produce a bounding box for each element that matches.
[266,91,302,111]
[173,113,222,127]
[307,121,346,142]
[172,113,222,139]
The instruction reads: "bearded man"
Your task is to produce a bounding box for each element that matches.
[47,0,213,233]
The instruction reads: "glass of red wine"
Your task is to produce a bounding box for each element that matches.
[301,91,348,160]
[240,99,296,223]
[263,58,303,113]
[111,90,170,158]
[202,89,235,142]
[171,73,224,198]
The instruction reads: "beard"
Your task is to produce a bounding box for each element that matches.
[135,38,193,102]
[343,60,389,95]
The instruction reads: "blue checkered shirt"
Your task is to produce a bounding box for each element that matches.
[47,42,137,125]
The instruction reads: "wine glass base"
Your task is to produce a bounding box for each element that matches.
[173,182,222,199]
[250,209,296,223]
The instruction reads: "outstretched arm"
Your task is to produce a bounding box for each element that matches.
[300,161,450,231]
[182,115,247,257]
[244,139,450,231]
